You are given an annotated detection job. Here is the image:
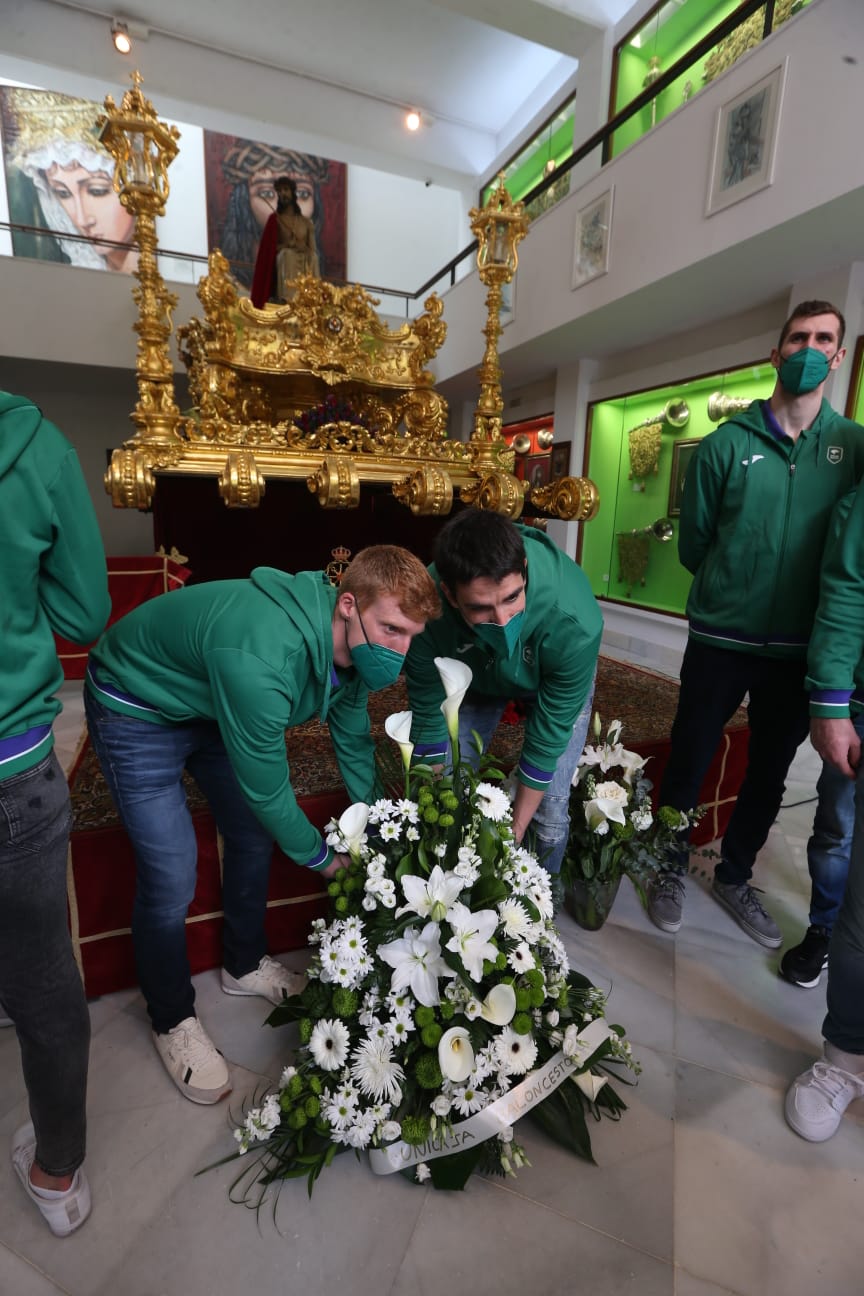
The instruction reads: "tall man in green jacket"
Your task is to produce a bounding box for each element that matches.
[405,509,602,875]
[648,300,864,945]
[84,547,440,1105]
[1,391,110,1236]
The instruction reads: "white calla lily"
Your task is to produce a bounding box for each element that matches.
[384,710,414,772]
[338,802,370,861]
[438,1025,474,1082]
[434,656,472,742]
[480,982,516,1025]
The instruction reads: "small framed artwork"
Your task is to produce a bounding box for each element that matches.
[550,441,571,478]
[706,62,787,217]
[572,186,613,289]
[525,454,551,489]
[668,438,700,517]
[499,275,516,327]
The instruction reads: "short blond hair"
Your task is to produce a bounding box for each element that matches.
[339,545,440,624]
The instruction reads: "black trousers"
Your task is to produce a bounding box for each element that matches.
[658,640,811,885]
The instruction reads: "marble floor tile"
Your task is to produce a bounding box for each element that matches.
[674,1059,864,1296]
[0,1245,72,1296]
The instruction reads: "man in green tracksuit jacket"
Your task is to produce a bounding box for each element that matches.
[405,510,603,875]
[648,300,864,947]
[1,391,110,1236]
[84,547,439,1105]
[786,485,864,1141]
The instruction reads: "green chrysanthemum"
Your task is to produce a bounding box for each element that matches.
[286,1109,308,1131]
[415,1005,435,1028]
[415,1051,443,1088]
[515,987,532,1011]
[420,1023,442,1048]
[401,1115,431,1145]
[512,1011,533,1035]
[286,1072,304,1099]
[304,1095,321,1118]
[331,987,359,1018]
[298,1017,314,1045]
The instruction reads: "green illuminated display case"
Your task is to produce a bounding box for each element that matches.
[607,0,810,160]
[845,336,864,425]
[578,359,777,615]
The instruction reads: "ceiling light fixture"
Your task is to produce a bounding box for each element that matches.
[111,19,132,54]
[405,109,421,132]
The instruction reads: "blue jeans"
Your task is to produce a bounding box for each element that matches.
[84,693,276,1034]
[0,752,89,1177]
[457,683,595,875]
[806,711,864,930]
[824,756,864,1056]
[658,641,811,884]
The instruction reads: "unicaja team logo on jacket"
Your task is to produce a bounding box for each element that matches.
[827,446,844,464]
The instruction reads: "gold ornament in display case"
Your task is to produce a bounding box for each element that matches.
[99,80,597,524]
[707,392,752,422]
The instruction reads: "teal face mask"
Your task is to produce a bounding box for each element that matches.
[778,347,831,396]
[348,608,405,690]
[473,609,524,658]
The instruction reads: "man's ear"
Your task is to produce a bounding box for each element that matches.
[440,582,459,610]
[336,591,355,620]
[831,347,847,370]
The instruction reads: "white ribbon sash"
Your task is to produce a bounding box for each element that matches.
[368,1018,612,1175]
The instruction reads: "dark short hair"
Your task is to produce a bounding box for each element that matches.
[778,300,846,350]
[433,509,525,590]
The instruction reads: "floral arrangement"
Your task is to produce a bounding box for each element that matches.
[224,663,636,1198]
[562,715,701,924]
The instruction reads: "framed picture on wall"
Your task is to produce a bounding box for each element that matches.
[550,441,571,478]
[668,438,700,517]
[572,186,613,288]
[525,454,551,489]
[706,62,786,217]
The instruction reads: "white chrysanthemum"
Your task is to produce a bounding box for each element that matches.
[498,898,535,940]
[495,1027,538,1075]
[454,857,480,884]
[380,820,403,841]
[453,1083,487,1116]
[508,941,535,974]
[309,1018,350,1071]
[350,1036,404,1103]
[475,782,511,822]
[367,798,396,824]
[280,1064,297,1086]
[344,1111,377,1148]
[472,1045,496,1084]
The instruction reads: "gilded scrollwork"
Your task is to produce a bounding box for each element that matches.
[393,465,454,516]
[527,475,600,522]
[460,470,526,520]
[307,455,361,509]
[218,451,265,508]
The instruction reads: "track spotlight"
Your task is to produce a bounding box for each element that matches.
[111,20,132,55]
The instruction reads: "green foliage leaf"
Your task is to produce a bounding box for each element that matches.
[428,1143,486,1190]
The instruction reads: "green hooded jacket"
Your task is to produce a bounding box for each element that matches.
[680,400,864,657]
[404,526,603,789]
[0,392,109,780]
[87,569,377,868]
[806,488,864,717]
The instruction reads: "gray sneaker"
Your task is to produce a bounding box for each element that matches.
[711,879,781,948]
[647,873,685,933]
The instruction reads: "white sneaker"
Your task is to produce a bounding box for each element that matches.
[11,1123,92,1236]
[152,1016,231,1105]
[785,1057,864,1141]
[221,955,307,1006]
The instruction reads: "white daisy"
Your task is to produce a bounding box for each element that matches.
[453,1083,487,1116]
[350,1035,404,1103]
[495,1027,538,1075]
[475,782,511,822]
[380,821,403,841]
[397,799,420,823]
[508,941,536,973]
[309,1018,350,1071]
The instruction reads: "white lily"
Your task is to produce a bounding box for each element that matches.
[434,656,472,743]
[337,802,370,862]
[444,901,499,982]
[384,710,414,773]
[378,922,454,1007]
[438,1025,475,1082]
[396,865,464,922]
[480,982,516,1025]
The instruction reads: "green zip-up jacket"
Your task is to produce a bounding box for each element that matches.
[404,526,603,790]
[86,569,377,869]
[806,488,864,717]
[0,392,109,780]
[681,400,864,658]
